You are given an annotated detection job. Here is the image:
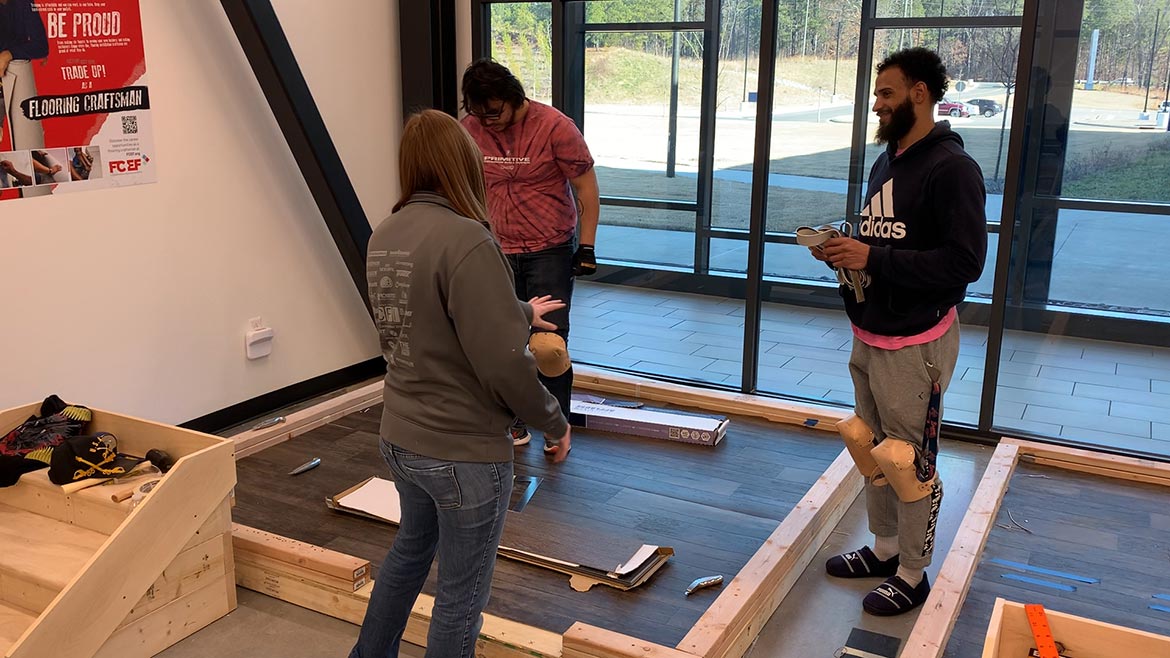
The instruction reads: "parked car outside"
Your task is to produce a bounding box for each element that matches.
[968,98,1004,117]
[937,98,969,117]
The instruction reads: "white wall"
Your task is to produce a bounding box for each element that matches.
[457,0,472,83]
[0,1,402,423]
[273,0,401,225]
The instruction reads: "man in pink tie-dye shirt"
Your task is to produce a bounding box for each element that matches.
[461,59,600,453]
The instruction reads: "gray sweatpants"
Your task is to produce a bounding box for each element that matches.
[848,320,959,570]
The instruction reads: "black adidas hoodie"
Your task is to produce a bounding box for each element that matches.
[845,121,988,336]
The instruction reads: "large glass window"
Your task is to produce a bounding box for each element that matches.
[864,28,1021,201]
[756,2,863,271]
[489,3,553,104]
[474,0,1170,459]
[990,0,1170,458]
[574,3,745,388]
[596,207,697,269]
[990,210,1170,451]
[583,30,701,202]
[1060,2,1170,204]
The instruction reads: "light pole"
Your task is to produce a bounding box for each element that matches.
[667,0,681,177]
[1144,9,1161,113]
[1164,39,1170,104]
[742,9,750,103]
[833,22,842,97]
[937,0,944,52]
[801,0,811,58]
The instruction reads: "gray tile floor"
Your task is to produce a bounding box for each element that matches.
[571,281,1170,458]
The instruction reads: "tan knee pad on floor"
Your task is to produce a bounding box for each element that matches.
[836,414,880,479]
[529,332,570,377]
[870,438,936,503]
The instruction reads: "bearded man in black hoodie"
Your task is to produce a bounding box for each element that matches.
[810,47,987,616]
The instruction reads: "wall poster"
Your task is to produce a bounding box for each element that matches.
[1,0,154,201]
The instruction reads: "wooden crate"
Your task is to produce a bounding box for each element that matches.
[0,402,236,658]
[982,598,1170,657]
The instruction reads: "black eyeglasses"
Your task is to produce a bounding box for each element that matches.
[469,106,504,120]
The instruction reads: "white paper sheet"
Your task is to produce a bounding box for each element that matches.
[610,544,657,576]
[334,477,402,524]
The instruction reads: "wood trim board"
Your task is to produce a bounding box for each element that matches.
[573,367,848,433]
[231,523,369,582]
[229,382,383,459]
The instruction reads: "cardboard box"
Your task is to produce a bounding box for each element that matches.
[569,395,728,446]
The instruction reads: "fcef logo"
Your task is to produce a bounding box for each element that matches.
[108,154,148,173]
[108,158,141,173]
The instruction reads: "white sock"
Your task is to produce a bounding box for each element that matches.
[897,566,924,587]
[872,535,898,561]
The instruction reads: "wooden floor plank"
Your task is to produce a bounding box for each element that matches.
[233,401,840,646]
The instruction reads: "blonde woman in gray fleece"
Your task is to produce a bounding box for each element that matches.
[350,109,571,658]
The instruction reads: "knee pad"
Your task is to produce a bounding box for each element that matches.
[836,415,880,479]
[529,332,570,377]
[870,438,936,503]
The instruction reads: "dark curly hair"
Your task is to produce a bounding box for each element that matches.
[876,47,949,103]
[461,58,527,114]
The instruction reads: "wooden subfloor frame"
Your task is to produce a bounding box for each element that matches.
[231,371,1170,657]
[230,365,860,658]
[901,437,1170,658]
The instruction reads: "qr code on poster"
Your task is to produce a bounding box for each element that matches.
[121,115,138,134]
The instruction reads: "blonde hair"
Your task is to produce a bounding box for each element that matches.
[394,109,489,225]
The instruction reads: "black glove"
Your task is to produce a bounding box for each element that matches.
[572,244,596,277]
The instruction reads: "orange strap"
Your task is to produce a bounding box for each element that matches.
[1024,604,1060,658]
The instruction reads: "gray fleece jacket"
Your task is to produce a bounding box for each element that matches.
[367,192,568,463]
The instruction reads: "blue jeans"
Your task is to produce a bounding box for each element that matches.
[349,441,513,658]
[506,241,574,418]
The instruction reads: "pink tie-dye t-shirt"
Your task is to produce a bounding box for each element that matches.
[463,101,595,254]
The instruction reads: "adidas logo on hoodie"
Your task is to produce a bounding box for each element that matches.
[859,179,907,239]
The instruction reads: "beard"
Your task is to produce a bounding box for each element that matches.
[875,97,917,145]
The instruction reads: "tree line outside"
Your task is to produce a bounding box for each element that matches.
[491,1,1169,95]
[488,1,1170,207]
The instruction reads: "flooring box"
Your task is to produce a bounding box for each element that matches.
[569,394,729,446]
[0,401,236,658]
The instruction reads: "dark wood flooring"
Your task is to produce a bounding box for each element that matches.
[943,462,1170,657]
[231,402,842,646]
